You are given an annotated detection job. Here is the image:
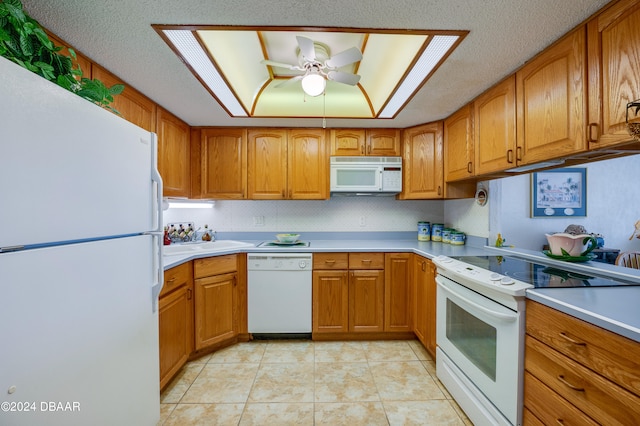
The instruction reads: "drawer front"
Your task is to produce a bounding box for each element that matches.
[525,335,640,425]
[526,300,640,397]
[349,252,385,269]
[313,252,349,270]
[524,371,598,426]
[194,254,237,278]
[160,261,192,297]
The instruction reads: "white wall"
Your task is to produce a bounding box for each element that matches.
[488,154,640,252]
[164,197,445,234]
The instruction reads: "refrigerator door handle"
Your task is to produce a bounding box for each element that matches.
[146,231,164,313]
[150,134,163,234]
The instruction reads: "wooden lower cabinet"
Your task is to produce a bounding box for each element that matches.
[312,269,349,333]
[313,252,416,337]
[384,253,412,332]
[349,269,384,333]
[413,255,436,358]
[193,255,241,350]
[159,262,193,390]
[524,300,640,425]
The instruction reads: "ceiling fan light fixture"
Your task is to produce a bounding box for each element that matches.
[301,72,326,97]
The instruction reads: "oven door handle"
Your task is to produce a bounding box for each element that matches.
[437,280,518,323]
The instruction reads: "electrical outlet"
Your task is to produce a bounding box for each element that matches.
[359,216,366,227]
[253,216,264,226]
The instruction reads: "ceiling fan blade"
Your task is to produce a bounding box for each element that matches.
[327,70,361,86]
[296,36,316,61]
[274,75,304,88]
[261,59,301,70]
[325,47,363,69]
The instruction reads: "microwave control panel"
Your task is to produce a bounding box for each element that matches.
[382,167,402,190]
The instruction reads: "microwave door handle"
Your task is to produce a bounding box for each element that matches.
[437,280,518,323]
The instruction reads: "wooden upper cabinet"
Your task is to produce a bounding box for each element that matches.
[399,122,444,199]
[91,65,156,132]
[587,0,640,148]
[247,129,288,199]
[248,128,328,200]
[157,107,190,198]
[367,129,401,156]
[474,76,517,175]
[198,128,247,199]
[444,104,474,181]
[515,27,587,165]
[330,129,400,156]
[330,129,365,155]
[288,128,328,199]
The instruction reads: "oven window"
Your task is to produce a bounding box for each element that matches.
[446,299,497,381]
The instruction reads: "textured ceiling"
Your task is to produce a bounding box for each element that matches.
[22,0,611,129]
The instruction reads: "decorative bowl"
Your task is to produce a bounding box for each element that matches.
[276,233,300,243]
[545,233,597,257]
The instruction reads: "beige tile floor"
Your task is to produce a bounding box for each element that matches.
[160,339,472,425]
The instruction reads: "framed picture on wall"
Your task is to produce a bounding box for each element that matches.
[531,168,586,217]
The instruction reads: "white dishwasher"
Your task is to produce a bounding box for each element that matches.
[247,252,313,336]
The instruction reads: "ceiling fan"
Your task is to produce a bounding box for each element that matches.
[261,36,363,96]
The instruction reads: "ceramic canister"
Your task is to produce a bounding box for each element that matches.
[431,223,444,241]
[450,231,466,245]
[442,228,454,243]
[418,222,431,241]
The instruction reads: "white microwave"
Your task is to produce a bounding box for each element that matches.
[330,156,402,194]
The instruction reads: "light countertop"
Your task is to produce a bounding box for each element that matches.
[162,232,640,343]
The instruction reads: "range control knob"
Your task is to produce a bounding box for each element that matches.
[500,276,515,286]
[489,273,502,281]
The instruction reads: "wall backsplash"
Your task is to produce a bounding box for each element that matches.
[163,197,445,234]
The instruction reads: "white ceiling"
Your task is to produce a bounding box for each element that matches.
[23,0,611,129]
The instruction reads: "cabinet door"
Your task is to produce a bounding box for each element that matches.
[288,129,328,199]
[367,129,401,156]
[587,0,640,148]
[92,65,156,132]
[312,270,349,333]
[199,128,247,199]
[399,122,444,199]
[349,270,384,332]
[444,104,474,181]
[194,272,237,349]
[474,76,517,175]
[516,27,587,165]
[384,253,412,332]
[330,129,365,155]
[157,107,190,198]
[413,256,428,348]
[159,284,193,389]
[424,259,437,358]
[247,129,287,199]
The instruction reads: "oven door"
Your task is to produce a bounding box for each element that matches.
[436,274,523,425]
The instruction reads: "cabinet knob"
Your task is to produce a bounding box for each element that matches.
[467,162,473,174]
[515,146,522,161]
[588,123,599,143]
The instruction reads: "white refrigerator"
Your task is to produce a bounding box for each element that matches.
[0,57,163,425]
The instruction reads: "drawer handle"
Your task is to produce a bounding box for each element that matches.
[324,260,336,264]
[167,278,176,283]
[557,374,584,392]
[559,332,586,346]
[362,259,372,263]
[556,420,565,425]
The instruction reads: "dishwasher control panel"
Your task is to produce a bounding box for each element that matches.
[247,253,313,271]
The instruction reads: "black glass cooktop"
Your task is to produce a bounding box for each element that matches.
[452,256,638,288]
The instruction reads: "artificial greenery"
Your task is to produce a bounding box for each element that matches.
[0,0,123,112]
